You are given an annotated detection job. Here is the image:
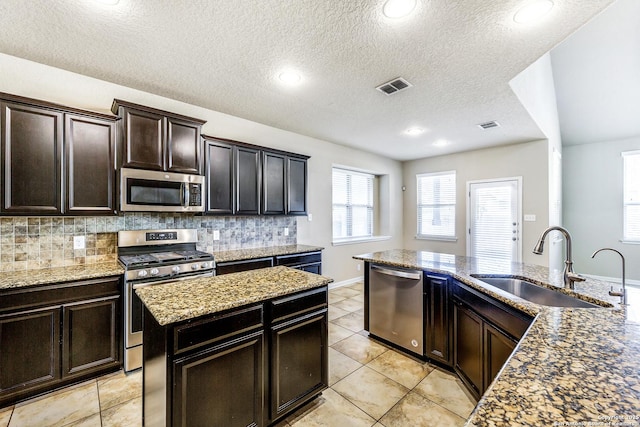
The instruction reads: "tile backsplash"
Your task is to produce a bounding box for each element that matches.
[0,214,297,271]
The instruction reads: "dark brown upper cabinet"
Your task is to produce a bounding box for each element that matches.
[65,114,116,215]
[1,101,63,214]
[1,93,117,216]
[203,135,309,217]
[112,100,205,174]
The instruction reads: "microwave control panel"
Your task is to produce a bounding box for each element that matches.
[188,183,202,206]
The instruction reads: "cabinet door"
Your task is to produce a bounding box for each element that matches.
[236,146,261,215]
[1,102,63,214]
[167,117,201,174]
[121,107,165,170]
[173,331,265,427]
[270,311,327,421]
[205,139,235,215]
[287,156,307,215]
[262,152,286,215]
[65,114,116,215]
[0,307,61,398]
[453,301,483,397]
[62,295,120,379]
[483,323,516,392]
[425,275,450,365]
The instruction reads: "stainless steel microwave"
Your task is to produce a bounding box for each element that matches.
[120,168,205,212]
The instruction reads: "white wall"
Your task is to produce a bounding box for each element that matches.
[564,136,640,281]
[0,53,403,283]
[402,140,550,266]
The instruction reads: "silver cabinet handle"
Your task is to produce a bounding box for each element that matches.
[371,265,421,280]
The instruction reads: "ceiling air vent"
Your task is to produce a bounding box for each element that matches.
[477,121,500,130]
[376,77,412,96]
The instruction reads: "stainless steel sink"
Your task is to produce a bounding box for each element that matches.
[471,276,602,308]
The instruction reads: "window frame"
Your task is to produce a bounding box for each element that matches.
[622,150,640,243]
[416,170,457,241]
[332,167,375,241]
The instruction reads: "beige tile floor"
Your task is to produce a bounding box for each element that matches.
[0,281,476,427]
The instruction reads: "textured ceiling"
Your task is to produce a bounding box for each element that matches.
[0,0,615,160]
[551,0,640,146]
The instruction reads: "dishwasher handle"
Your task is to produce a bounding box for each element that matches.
[371,265,422,280]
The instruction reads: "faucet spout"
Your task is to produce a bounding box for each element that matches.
[533,226,584,289]
[591,248,627,305]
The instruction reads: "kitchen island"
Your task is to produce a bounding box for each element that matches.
[353,249,640,427]
[136,266,333,427]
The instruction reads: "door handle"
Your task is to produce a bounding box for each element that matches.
[181,183,189,208]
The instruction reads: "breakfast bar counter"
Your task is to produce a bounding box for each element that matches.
[353,249,640,427]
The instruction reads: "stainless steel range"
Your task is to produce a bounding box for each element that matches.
[118,229,215,372]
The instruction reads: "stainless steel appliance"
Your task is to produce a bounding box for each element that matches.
[120,168,205,212]
[118,229,215,371]
[368,264,424,355]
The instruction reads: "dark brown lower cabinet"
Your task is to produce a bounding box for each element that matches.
[216,257,274,275]
[424,274,450,365]
[453,300,483,397]
[483,323,517,392]
[173,331,265,427]
[270,312,327,421]
[0,277,122,408]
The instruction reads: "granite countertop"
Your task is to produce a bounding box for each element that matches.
[136,266,333,326]
[353,249,640,427]
[213,244,324,263]
[0,262,125,291]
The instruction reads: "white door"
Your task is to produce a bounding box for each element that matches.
[467,178,521,262]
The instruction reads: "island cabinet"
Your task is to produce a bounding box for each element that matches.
[203,135,309,216]
[0,276,122,408]
[112,99,205,174]
[424,273,451,365]
[1,93,117,215]
[142,285,328,427]
[452,280,533,398]
[216,250,322,276]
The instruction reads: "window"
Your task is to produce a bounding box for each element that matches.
[332,168,374,240]
[417,171,456,239]
[623,151,640,241]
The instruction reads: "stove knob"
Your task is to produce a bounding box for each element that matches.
[137,270,148,278]
[191,264,198,271]
[172,266,181,274]
[150,268,160,276]
[201,262,209,269]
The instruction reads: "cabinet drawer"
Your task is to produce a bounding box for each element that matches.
[173,304,263,355]
[453,281,532,340]
[0,276,121,313]
[275,252,321,267]
[216,257,274,275]
[270,287,327,324]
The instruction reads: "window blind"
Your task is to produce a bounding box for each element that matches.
[417,171,456,238]
[332,168,374,239]
[623,151,640,241]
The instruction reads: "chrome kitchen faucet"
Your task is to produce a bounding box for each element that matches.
[533,226,585,289]
[591,248,627,305]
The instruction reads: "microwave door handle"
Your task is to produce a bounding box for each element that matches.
[181,182,189,208]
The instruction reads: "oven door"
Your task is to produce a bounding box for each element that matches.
[120,168,204,212]
[125,281,144,349]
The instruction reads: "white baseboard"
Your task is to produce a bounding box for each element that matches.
[584,273,640,288]
[329,276,364,289]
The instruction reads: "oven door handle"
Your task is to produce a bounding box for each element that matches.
[131,271,213,289]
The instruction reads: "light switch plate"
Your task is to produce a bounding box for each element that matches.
[213,230,220,241]
[524,214,536,222]
[308,213,313,222]
[73,236,85,250]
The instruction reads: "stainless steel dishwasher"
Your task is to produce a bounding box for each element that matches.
[368,264,424,355]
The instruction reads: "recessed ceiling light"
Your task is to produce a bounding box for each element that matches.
[513,0,554,24]
[383,0,417,19]
[278,70,302,86]
[93,0,120,5]
[433,139,448,147]
[404,127,425,136]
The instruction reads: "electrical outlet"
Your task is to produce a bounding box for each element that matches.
[308,213,313,222]
[284,227,289,236]
[73,236,85,250]
[213,230,220,241]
